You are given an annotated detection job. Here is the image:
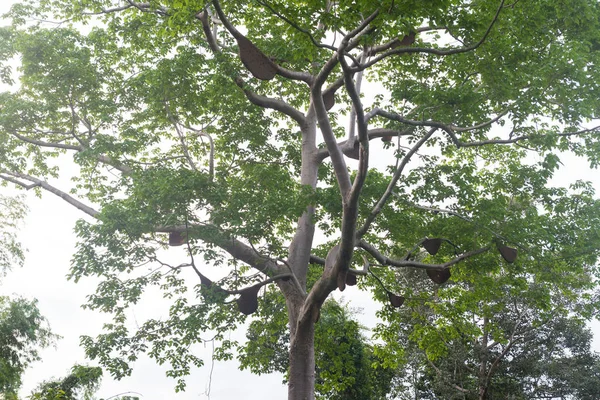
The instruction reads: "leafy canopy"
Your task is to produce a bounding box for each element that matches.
[0,0,600,395]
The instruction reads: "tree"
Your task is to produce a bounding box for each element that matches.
[368,181,600,399]
[1,0,600,399]
[29,365,103,400]
[377,270,600,399]
[29,364,140,400]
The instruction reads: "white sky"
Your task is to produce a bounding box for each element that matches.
[1,2,600,400]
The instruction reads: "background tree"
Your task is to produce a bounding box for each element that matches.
[0,296,56,399]
[0,194,27,275]
[377,271,600,399]
[1,0,600,399]
[29,364,140,400]
[0,195,57,399]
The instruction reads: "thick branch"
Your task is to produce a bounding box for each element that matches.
[238,79,307,126]
[156,224,281,276]
[315,128,414,161]
[314,9,379,88]
[365,25,444,56]
[1,171,99,217]
[203,2,308,124]
[371,108,510,146]
[340,54,369,204]
[1,171,278,276]
[347,53,367,141]
[311,86,351,196]
[359,240,490,270]
[311,14,379,200]
[0,174,40,190]
[10,131,82,151]
[367,108,600,151]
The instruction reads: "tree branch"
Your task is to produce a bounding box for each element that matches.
[315,127,414,160]
[9,131,82,151]
[202,2,308,124]
[211,0,312,84]
[368,108,600,150]
[408,203,528,250]
[237,79,307,126]
[255,0,337,52]
[164,101,199,172]
[314,9,379,88]
[370,107,511,146]
[0,171,99,217]
[156,224,281,276]
[427,359,472,394]
[311,13,379,200]
[356,0,505,71]
[1,170,277,277]
[357,128,437,238]
[359,240,490,270]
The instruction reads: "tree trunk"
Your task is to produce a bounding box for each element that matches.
[285,295,317,400]
[288,319,316,400]
[286,111,319,400]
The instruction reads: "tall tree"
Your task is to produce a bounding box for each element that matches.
[1,1,600,399]
[376,269,600,399]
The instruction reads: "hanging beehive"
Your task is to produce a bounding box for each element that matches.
[236,285,261,315]
[347,139,360,160]
[391,31,416,48]
[323,89,336,111]
[236,35,278,81]
[422,238,442,255]
[426,268,451,284]
[345,272,357,286]
[498,246,517,263]
[169,232,187,246]
[337,269,348,291]
[388,292,405,307]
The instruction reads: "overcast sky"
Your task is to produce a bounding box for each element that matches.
[1,2,600,400]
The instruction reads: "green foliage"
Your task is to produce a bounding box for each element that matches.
[373,247,600,399]
[29,365,102,400]
[396,313,600,399]
[0,195,27,275]
[0,296,57,397]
